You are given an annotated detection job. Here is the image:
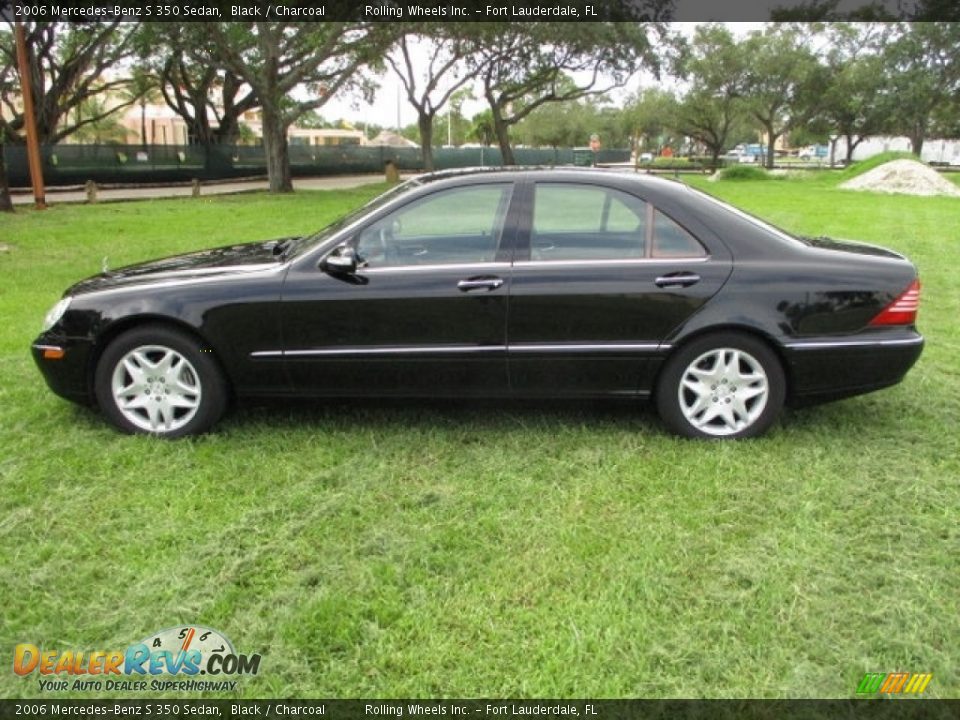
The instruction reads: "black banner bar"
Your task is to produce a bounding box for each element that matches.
[2,0,959,22]
[2,700,960,720]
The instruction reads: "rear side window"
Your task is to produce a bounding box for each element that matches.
[531,183,706,261]
[531,184,647,260]
[652,210,706,258]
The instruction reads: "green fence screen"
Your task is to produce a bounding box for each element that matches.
[3,144,631,187]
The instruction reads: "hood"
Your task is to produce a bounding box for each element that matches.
[66,237,298,295]
[801,235,906,260]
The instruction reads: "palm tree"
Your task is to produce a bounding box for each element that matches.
[121,69,163,150]
[71,98,128,144]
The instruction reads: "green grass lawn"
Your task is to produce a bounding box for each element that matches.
[1,175,958,699]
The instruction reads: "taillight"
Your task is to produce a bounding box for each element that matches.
[869,279,921,326]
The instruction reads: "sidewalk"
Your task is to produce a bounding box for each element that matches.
[10,173,390,206]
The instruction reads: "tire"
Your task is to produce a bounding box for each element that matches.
[94,325,227,438]
[655,332,785,439]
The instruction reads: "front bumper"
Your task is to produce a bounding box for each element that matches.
[31,335,95,405]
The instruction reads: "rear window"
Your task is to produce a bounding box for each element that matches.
[684,184,806,248]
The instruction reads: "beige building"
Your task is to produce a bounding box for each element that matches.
[242,110,368,147]
[120,104,190,146]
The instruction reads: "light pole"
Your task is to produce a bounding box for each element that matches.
[14,20,46,210]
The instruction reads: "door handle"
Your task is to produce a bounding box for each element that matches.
[457,276,504,292]
[655,272,701,288]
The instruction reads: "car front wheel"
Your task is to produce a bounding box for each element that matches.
[656,333,785,439]
[94,325,227,437]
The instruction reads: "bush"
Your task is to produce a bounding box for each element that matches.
[715,164,771,181]
[650,156,691,167]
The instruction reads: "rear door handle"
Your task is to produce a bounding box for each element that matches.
[655,272,701,288]
[458,276,504,292]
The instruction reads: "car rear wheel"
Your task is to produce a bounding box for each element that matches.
[94,326,227,437]
[656,332,785,439]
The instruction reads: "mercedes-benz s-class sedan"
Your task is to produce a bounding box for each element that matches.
[32,168,923,439]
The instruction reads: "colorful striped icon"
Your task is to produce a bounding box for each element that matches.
[857,672,933,694]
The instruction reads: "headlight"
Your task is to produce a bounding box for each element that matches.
[42,297,72,332]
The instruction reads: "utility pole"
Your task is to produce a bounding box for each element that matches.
[14,20,46,210]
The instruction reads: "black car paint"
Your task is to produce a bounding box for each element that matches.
[33,169,923,410]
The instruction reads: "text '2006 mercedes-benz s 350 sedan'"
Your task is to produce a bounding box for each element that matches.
[32,168,923,439]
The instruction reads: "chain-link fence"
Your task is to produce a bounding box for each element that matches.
[2,144,631,187]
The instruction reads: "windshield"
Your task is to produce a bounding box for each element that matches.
[286,177,425,258]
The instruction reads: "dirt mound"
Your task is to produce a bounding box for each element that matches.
[840,159,960,197]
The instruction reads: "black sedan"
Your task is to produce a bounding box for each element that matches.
[32,168,923,439]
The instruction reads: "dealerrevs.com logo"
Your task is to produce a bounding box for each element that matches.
[14,626,261,693]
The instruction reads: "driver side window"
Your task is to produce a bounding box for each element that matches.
[356,184,513,268]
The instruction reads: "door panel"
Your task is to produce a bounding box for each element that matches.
[507,182,732,397]
[279,264,510,396]
[276,182,516,397]
[507,260,730,396]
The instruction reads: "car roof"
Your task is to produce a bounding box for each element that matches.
[412,165,695,201]
[415,165,675,185]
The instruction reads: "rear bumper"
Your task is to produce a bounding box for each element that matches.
[783,332,923,404]
[31,336,95,405]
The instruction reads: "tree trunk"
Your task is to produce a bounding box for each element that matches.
[140,101,148,151]
[213,116,240,146]
[0,145,13,213]
[845,135,864,164]
[418,113,435,172]
[910,132,924,157]
[489,102,515,166]
[765,130,777,169]
[261,104,292,193]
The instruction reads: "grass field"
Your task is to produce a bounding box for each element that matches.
[1,172,958,699]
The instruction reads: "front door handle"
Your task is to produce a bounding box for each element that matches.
[458,276,504,292]
[655,272,701,289]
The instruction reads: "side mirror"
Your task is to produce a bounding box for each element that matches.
[322,245,357,274]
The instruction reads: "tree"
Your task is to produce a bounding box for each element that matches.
[387,26,475,170]
[354,121,385,142]
[200,22,389,192]
[0,128,11,213]
[740,25,824,168]
[0,22,138,143]
[514,96,589,149]
[515,93,632,150]
[623,87,681,155]
[470,22,663,165]
[137,24,260,147]
[813,23,892,164]
[120,67,163,150]
[882,23,960,156]
[672,24,749,166]
[432,95,471,148]
[467,110,496,146]
[0,21,139,206]
[70,98,128,144]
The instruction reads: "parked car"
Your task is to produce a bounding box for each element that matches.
[799,144,829,160]
[728,144,765,163]
[33,168,923,439]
